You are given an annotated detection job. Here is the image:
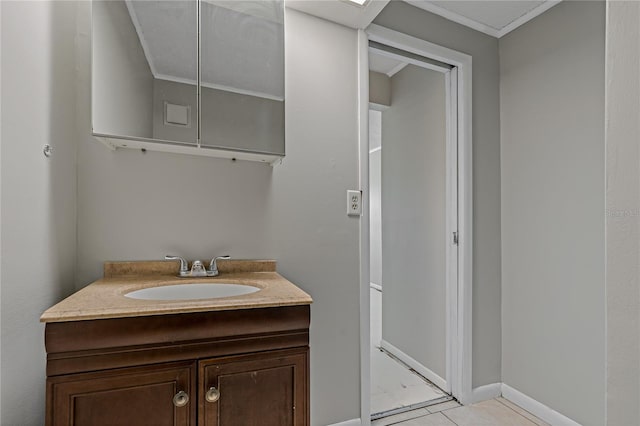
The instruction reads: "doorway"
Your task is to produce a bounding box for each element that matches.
[368,45,455,419]
[358,25,473,425]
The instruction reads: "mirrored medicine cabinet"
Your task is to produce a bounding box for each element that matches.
[92,0,285,164]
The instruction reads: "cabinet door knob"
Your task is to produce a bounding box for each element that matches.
[205,386,220,403]
[173,390,189,407]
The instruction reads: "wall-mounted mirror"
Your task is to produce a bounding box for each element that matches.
[200,1,284,154]
[92,0,285,163]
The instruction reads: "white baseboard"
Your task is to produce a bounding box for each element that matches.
[501,384,581,426]
[380,339,448,392]
[328,419,361,426]
[343,383,579,426]
[470,382,502,404]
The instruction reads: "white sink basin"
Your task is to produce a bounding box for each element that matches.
[125,283,260,301]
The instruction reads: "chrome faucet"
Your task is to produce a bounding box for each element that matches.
[208,256,230,277]
[165,255,230,277]
[190,260,207,277]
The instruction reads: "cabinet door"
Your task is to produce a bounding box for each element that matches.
[199,0,285,155]
[92,0,199,146]
[199,348,309,426]
[47,361,196,426]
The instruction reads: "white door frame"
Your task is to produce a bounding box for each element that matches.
[358,25,473,425]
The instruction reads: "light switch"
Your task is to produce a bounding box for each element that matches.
[164,102,190,126]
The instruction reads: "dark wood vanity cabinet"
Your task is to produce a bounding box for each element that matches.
[47,362,197,426]
[44,306,310,426]
[199,350,308,426]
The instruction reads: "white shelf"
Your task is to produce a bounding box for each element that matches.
[94,134,284,166]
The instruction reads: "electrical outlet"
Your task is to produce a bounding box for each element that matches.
[347,190,362,216]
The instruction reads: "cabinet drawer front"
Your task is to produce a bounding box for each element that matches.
[47,362,196,426]
[199,349,309,426]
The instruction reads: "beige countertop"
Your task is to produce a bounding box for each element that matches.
[41,260,312,323]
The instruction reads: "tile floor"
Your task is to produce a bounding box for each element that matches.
[372,398,549,426]
[370,288,447,415]
[370,287,548,425]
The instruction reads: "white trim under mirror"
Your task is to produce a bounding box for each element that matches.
[94,134,284,165]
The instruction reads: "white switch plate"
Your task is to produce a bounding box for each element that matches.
[347,190,362,216]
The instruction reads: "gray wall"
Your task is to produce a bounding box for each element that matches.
[92,0,154,139]
[152,79,285,153]
[381,64,447,380]
[0,1,78,424]
[374,1,502,388]
[499,2,605,425]
[200,85,285,154]
[77,2,274,289]
[265,12,360,423]
[0,2,3,418]
[77,5,360,425]
[369,110,382,287]
[370,71,391,108]
[605,2,640,425]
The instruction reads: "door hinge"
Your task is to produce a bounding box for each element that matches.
[453,231,459,245]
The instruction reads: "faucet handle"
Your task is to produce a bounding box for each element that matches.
[165,255,189,277]
[208,255,230,277]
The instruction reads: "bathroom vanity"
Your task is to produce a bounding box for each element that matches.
[41,260,312,426]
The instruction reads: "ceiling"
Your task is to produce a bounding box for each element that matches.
[287,0,561,38]
[406,0,561,37]
[126,0,284,100]
[369,51,407,77]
